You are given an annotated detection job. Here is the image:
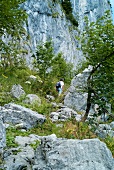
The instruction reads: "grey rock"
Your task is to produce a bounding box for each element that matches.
[46,95,55,101]
[0,103,46,130]
[110,122,114,129]
[64,67,93,113]
[24,94,41,105]
[0,117,6,159]
[33,137,114,170]
[15,135,40,147]
[21,0,111,68]
[50,106,82,122]
[11,84,25,99]
[3,145,34,170]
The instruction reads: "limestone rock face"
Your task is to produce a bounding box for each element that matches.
[22,0,111,67]
[33,136,114,170]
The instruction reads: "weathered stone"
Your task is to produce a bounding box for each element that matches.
[24,94,41,105]
[110,121,114,129]
[95,123,114,138]
[50,106,82,122]
[0,117,6,160]
[3,145,34,170]
[15,134,41,147]
[21,0,111,68]
[0,103,46,130]
[33,136,114,170]
[64,67,93,113]
[46,95,55,101]
[11,84,25,99]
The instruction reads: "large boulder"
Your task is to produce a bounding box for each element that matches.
[64,66,93,113]
[0,103,46,130]
[33,135,114,170]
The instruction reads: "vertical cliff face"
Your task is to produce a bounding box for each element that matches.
[22,0,111,67]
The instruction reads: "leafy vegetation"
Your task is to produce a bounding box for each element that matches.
[80,11,114,121]
[101,136,114,157]
[32,40,74,96]
[0,0,27,68]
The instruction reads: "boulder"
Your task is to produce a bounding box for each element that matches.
[0,103,46,130]
[11,84,25,99]
[24,94,41,105]
[50,106,82,122]
[33,136,114,170]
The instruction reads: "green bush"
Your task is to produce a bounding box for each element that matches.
[101,136,114,157]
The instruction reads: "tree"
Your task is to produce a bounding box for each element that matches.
[32,41,74,95]
[0,0,27,68]
[80,11,114,121]
[32,41,55,82]
[52,52,73,83]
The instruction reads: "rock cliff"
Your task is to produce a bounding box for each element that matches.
[22,0,111,67]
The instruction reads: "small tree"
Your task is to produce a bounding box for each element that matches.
[80,11,114,121]
[52,52,74,83]
[32,41,74,95]
[32,41,55,83]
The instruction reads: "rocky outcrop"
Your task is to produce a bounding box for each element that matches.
[0,103,46,130]
[22,0,111,67]
[50,105,82,122]
[64,66,93,113]
[0,102,114,169]
[1,134,114,170]
[33,135,114,170]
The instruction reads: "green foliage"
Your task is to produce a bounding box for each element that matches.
[30,140,40,150]
[75,60,89,75]
[61,0,78,27]
[52,12,59,18]
[6,127,29,148]
[32,41,73,96]
[51,53,74,83]
[80,11,114,120]
[101,136,114,157]
[59,120,96,139]
[31,98,53,115]
[32,41,55,82]
[29,118,96,140]
[0,0,27,36]
[62,0,72,14]
[0,0,28,69]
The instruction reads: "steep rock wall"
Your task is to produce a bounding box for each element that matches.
[22,0,111,67]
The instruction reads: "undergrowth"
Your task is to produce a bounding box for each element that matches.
[1,65,114,157]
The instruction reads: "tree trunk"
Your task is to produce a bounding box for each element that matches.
[81,87,92,122]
